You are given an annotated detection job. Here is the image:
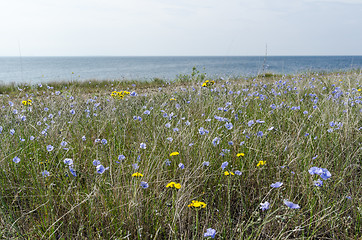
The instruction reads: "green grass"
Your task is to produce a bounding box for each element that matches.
[0,71,361,239]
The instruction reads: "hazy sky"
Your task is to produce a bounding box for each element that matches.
[1,0,362,56]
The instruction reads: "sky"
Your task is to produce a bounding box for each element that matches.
[1,0,362,56]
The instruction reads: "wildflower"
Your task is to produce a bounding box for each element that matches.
[165,159,171,166]
[235,170,242,175]
[165,123,171,128]
[69,166,77,177]
[173,127,179,132]
[10,129,15,135]
[212,137,220,146]
[132,172,143,177]
[188,200,207,209]
[185,120,191,126]
[257,131,264,137]
[13,156,20,163]
[166,182,181,189]
[41,170,50,177]
[203,161,210,166]
[313,179,323,187]
[221,161,228,170]
[270,182,283,188]
[118,155,126,161]
[204,228,216,238]
[30,136,35,140]
[170,98,176,101]
[260,201,270,211]
[132,163,139,170]
[178,163,185,169]
[198,127,208,135]
[320,168,331,180]
[167,137,173,142]
[82,136,86,141]
[237,153,245,157]
[46,145,54,152]
[228,141,234,145]
[96,164,109,174]
[248,120,254,127]
[93,160,101,166]
[101,139,107,145]
[61,141,68,147]
[283,200,300,209]
[225,122,233,130]
[308,167,323,175]
[140,181,149,189]
[143,110,151,115]
[170,152,179,156]
[257,161,266,167]
[64,158,73,165]
[22,100,28,106]
[140,143,146,149]
[224,171,234,176]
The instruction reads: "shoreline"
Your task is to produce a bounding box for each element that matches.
[0,69,361,96]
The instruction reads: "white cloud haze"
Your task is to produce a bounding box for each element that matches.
[0,0,361,56]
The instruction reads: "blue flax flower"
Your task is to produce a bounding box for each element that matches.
[260,201,270,211]
[283,200,300,209]
[42,170,50,177]
[270,182,283,188]
[178,163,185,169]
[13,156,20,163]
[46,145,54,152]
[69,166,77,177]
[204,228,216,238]
[313,179,323,187]
[140,181,149,189]
[212,137,220,146]
[221,161,228,170]
[96,164,109,174]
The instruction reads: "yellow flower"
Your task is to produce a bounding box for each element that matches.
[170,152,179,156]
[27,99,32,105]
[132,172,143,177]
[170,98,176,101]
[202,82,207,87]
[237,153,245,157]
[224,171,234,176]
[188,200,207,209]
[257,161,266,167]
[358,89,361,92]
[166,182,181,189]
[22,100,27,106]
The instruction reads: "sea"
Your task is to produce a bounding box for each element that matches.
[0,56,361,85]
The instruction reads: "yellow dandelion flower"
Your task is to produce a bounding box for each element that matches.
[202,82,207,87]
[170,152,179,156]
[166,182,181,189]
[188,200,207,209]
[358,89,361,92]
[170,98,176,101]
[132,172,143,177]
[257,161,266,167]
[27,99,32,105]
[22,100,27,106]
[224,171,235,176]
[237,153,245,157]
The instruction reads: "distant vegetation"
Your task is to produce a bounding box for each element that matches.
[0,70,361,239]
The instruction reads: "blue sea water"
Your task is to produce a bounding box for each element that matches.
[0,56,361,85]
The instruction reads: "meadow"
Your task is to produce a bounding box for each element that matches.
[0,70,361,239]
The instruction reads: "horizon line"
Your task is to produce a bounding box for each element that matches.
[1,54,362,57]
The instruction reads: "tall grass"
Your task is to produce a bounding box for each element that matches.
[0,71,361,239]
